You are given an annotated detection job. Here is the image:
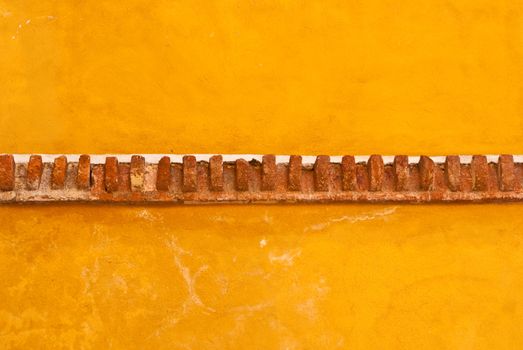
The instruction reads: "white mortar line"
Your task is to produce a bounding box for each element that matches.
[9,154,523,165]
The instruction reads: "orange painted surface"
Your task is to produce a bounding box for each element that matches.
[1,0,523,349]
[1,0,523,155]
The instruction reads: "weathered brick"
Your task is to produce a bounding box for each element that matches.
[156,156,171,191]
[51,156,67,190]
[235,159,250,191]
[77,154,91,190]
[288,155,302,191]
[118,163,131,192]
[130,155,145,192]
[368,155,384,191]
[498,154,515,191]
[445,155,461,192]
[393,155,409,191]
[91,164,105,193]
[182,156,197,192]
[471,155,488,191]
[261,154,276,191]
[26,155,43,190]
[209,155,223,191]
[314,155,330,191]
[2,153,523,204]
[105,157,119,192]
[0,155,15,191]
[341,156,357,191]
[418,156,435,191]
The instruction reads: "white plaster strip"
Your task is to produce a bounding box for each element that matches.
[10,154,523,165]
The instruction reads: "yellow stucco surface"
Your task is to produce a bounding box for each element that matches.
[1,0,523,349]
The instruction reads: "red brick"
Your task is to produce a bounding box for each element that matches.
[341,156,357,191]
[314,155,330,191]
[0,154,15,191]
[288,155,302,191]
[77,154,91,190]
[209,155,223,191]
[261,154,276,191]
[418,156,435,191]
[118,163,131,192]
[471,155,488,191]
[156,156,171,191]
[182,156,197,192]
[393,155,409,191]
[51,156,67,190]
[368,155,384,191]
[498,154,515,191]
[105,157,119,192]
[91,164,105,193]
[445,156,461,192]
[130,155,145,192]
[26,155,43,190]
[235,159,249,191]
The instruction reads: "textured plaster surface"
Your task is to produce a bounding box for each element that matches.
[1,204,523,349]
[1,0,523,155]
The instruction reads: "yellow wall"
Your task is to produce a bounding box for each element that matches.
[1,0,523,349]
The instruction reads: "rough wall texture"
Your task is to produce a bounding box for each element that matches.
[2,205,523,349]
[1,0,523,155]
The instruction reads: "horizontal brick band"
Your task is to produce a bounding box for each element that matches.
[1,154,523,203]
